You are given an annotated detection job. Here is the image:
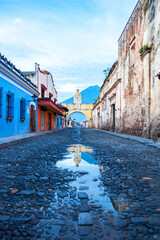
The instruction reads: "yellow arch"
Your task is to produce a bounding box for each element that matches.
[62,89,93,128]
[63,104,93,127]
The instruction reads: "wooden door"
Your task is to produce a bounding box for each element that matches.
[30,106,33,132]
[30,105,36,132]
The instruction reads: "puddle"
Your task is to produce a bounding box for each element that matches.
[56,144,130,215]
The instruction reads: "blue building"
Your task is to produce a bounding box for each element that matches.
[0,54,39,137]
[56,104,68,129]
[57,115,63,129]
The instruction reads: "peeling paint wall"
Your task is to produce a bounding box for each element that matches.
[118,0,160,138]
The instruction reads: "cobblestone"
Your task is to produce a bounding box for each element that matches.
[0,128,160,239]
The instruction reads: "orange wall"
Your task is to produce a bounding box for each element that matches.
[37,105,57,131]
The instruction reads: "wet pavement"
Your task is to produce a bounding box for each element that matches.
[0,127,160,240]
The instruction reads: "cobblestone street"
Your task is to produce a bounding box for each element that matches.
[0,128,160,240]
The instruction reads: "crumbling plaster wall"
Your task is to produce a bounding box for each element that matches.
[100,64,121,131]
[145,0,160,139]
[118,0,146,137]
[118,0,160,138]
[92,0,159,138]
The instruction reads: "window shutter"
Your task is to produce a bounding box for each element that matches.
[0,88,2,117]
[10,93,14,118]
[22,99,25,119]
[20,99,26,120]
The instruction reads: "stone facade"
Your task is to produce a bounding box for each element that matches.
[92,97,101,129]
[92,0,160,139]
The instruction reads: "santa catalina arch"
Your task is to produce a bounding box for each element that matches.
[62,89,93,127]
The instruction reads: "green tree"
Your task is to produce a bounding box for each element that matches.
[103,67,111,76]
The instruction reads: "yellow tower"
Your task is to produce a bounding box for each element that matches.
[74,89,81,109]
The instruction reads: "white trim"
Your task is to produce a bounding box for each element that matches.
[0,72,33,96]
[0,62,39,96]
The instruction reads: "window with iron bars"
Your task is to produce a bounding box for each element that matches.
[0,88,2,117]
[20,98,26,121]
[6,92,14,119]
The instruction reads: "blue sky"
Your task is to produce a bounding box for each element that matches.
[70,112,87,123]
[0,0,138,102]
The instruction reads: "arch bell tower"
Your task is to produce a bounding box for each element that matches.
[74,89,81,109]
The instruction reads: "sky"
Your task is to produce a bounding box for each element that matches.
[70,112,87,123]
[0,0,138,102]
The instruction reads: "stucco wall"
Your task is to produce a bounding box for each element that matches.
[0,73,37,137]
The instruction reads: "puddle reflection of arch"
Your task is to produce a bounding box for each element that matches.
[67,144,93,167]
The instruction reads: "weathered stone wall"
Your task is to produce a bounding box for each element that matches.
[92,0,160,139]
[118,0,145,137]
[147,0,160,139]
[118,0,160,139]
[92,100,101,129]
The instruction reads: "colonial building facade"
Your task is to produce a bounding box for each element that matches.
[0,54,39,137]
[23,64,66,132]
[92,0,160,139]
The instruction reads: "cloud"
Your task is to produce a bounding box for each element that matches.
[58,83,88,93]
[0,8,118,69]
[0,0,138,102]
[12,18,22,24]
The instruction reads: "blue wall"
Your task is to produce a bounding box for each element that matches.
[57,115,62,129]
[0,75,37,137]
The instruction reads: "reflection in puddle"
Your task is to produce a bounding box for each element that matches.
[56,144,130,215]
[110,196,130,215]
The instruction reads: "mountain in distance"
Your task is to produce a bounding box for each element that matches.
[62,85,100,104]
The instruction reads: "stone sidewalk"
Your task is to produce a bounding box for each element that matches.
[0,129,61,149]
[94,129,160,150]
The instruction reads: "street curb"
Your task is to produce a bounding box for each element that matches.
[93,128,160,150]
[0,129,62,150]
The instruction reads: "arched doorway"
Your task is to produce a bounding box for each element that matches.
[30,102,36,132]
